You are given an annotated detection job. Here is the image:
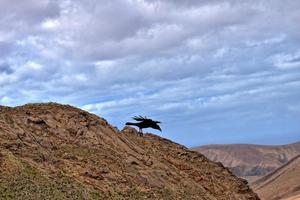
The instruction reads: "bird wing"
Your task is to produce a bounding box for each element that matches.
[132,116,161,124]
[132,115,147,121]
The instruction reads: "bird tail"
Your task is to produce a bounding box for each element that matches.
[126,122,137,126]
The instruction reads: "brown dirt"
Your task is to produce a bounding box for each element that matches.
[0,102,260,199]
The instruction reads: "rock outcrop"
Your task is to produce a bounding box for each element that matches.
[0,103,259,199]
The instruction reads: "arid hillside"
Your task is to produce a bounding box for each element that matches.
[0,103,259,200]
[252,155,300,200]
[192,142,300,182]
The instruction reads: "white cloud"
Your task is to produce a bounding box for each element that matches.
[0,0,300,145]
[82,97,137,114]
[272,51,300,69]
[0,96,12,104]
[26,61,43,70]
[41,19,60,30]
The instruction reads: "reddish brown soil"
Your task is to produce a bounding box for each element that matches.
[0,103,259,199]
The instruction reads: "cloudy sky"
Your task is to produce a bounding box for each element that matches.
[1,0,300,147]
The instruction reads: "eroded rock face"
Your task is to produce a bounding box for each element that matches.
[0,103,260,199]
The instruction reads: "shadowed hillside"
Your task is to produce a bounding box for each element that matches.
[192,142,300,182]
[252,155,300,200]
[0,103,259,199]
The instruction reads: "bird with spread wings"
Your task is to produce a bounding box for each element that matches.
[125,116,161,136]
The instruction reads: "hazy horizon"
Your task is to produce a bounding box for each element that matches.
[1,0,300,147]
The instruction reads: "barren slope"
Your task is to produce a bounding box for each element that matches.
[252,155,300,200]
[0,103,259,200]
[282,194,300,200]
[192,142,300,182]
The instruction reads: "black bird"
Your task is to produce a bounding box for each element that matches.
[126,116,161,135]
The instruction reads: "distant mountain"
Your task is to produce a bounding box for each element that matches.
[192,141,300,182]
[252,155,300,200]
[0,103,259,199]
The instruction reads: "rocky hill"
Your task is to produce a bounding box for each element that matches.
[192,142,300,182]
[0,103,259,199]
[252,155,300,200]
